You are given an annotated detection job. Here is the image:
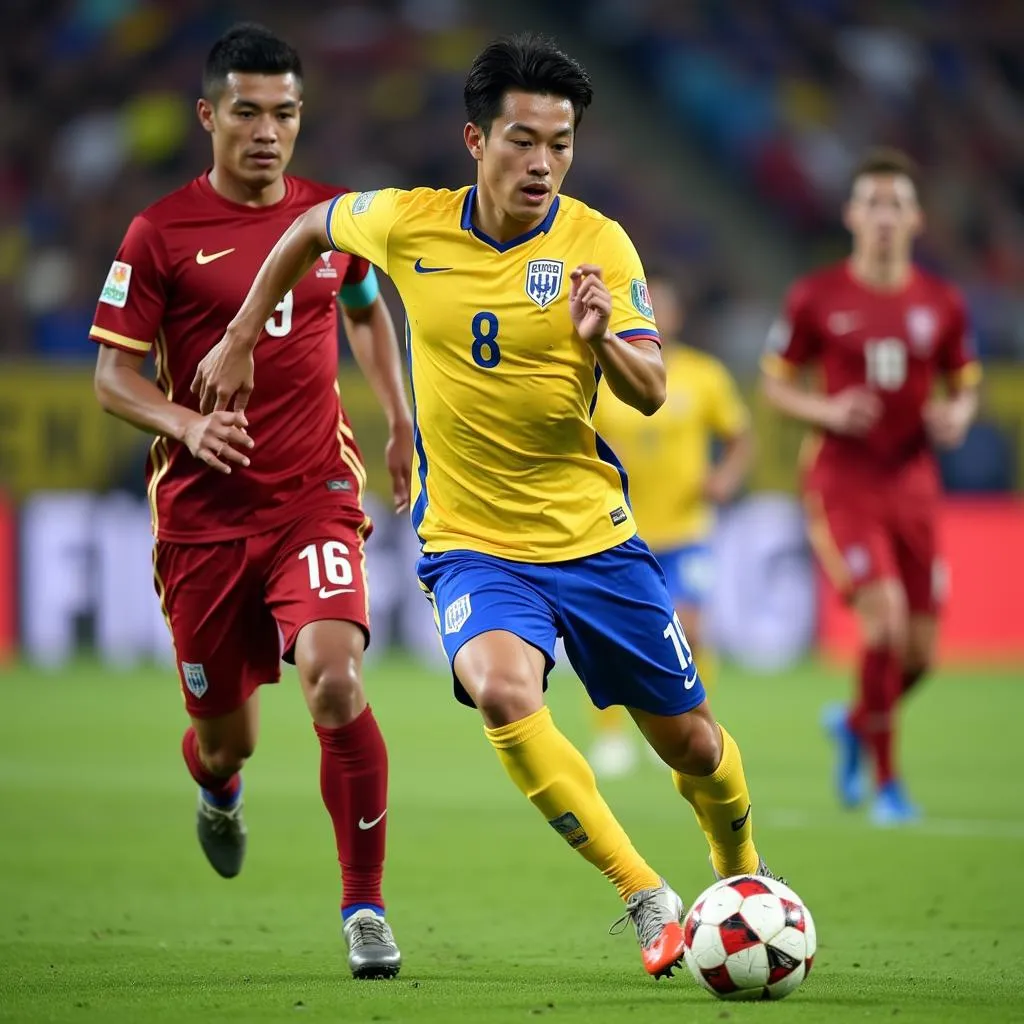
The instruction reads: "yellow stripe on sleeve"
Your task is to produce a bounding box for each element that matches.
[90,325,152,353]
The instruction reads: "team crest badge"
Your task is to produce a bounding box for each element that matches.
[444,594,472,635]
[906,306,938,354]
[525,259,563,308]
[181,661,209,699]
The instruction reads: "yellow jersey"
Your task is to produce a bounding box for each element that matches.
[326,186,660,562]
[592,346,748,549]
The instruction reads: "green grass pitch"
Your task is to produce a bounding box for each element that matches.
[1,654,1023,1022]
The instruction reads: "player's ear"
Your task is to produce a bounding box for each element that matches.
[197,97,215,135]
[841,199,855,235]
[464,122,484,162]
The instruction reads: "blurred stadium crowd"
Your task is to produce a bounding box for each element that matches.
[0,0,1020,491]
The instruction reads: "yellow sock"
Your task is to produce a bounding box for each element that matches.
[486,706,660,900]
[673,725,759,878]
[694,645,718,694]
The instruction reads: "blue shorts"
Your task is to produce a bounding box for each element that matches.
[654,542,713,608]
[416,535,705,716]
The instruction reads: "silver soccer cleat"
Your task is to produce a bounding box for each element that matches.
[343,909,402,980]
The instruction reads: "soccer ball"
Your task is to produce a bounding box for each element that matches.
[682,875,816,1000]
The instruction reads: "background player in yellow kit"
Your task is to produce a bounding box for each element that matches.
[589,274,754,777]
[193,33,780,979]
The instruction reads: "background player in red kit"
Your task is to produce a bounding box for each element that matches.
[761,149,980,826]
[90,24,409,977]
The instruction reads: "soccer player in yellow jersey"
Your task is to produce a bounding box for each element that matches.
[588,275,754,777]
[194,33,781,979]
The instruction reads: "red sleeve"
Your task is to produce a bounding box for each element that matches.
[937,286,982,391]
[89,214,170,354]
[761,278,821,379]
[342,254,373,286]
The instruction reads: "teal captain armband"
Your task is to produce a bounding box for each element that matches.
[339,265,380,310]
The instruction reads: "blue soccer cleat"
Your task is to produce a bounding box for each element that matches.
[822,703,864,808]
[871,780,921,827]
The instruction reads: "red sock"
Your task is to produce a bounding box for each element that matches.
[314,706,388,911]
[900,667,925,699]
[181,727,241,804]
[847,647,902,786]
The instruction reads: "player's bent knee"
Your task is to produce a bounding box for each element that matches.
[302,662,365,724]
[467,670,542,727]
[641,705,722,776]
[201,745,251,778]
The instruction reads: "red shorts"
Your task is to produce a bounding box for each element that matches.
[803,469,943,615]
[154,506,372,718]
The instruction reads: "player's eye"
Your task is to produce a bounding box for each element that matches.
[512,140,531,148]
[553,144,569,153]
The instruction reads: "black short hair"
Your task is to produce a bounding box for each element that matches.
[202,23,303,100]
[464,33,593,135]
[851,146,920,194]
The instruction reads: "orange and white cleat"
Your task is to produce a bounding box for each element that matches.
[610,879,686,978]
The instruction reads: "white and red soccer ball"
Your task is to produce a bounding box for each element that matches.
[682,875,816,1000]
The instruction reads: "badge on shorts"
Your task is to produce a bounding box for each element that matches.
[444,594,472,635]
[182,661,209,699]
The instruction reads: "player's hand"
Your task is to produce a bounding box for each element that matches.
[924,398,970,449]
[181,411,254,475]
[191,335,256,416]
[386,417,414,513]
[704,470,736,505]
[570,264,612,343]
[826,387,882,436]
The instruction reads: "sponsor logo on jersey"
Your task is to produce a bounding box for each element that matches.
[828,311,862,336]
[630,278,654,319]
[352,190,378,214]
[100,261,132,308]
[414,258,453,274]
[906,306,938,354]
[182,661,208,699]
[525,259,563,308]
[195,248,235,265]
[326,479,352,491]
[316,252,339,279]
[444,593,472,635]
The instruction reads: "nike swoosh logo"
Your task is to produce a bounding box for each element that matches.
[358,809,387,830]
[318,586,356,599]
[413,258,452,274]
[731,804,752,832]
[196,248,236,265]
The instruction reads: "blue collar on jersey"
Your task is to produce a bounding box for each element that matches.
[460,185,560,253]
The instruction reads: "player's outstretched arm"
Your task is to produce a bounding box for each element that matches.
[95,346,253,474]
[192,201,334,414]
[570,264,666,415]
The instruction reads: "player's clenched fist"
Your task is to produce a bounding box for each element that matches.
[825,386,882,436]
[182,410,254,475]
[570,264,612,343]
[191,336,256,416]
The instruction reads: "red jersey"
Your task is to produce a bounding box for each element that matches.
[763,262,981,480]
[91,173,372,543]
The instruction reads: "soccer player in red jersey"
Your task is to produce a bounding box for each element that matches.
[761,148,981,826]
[90,24,409,976]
